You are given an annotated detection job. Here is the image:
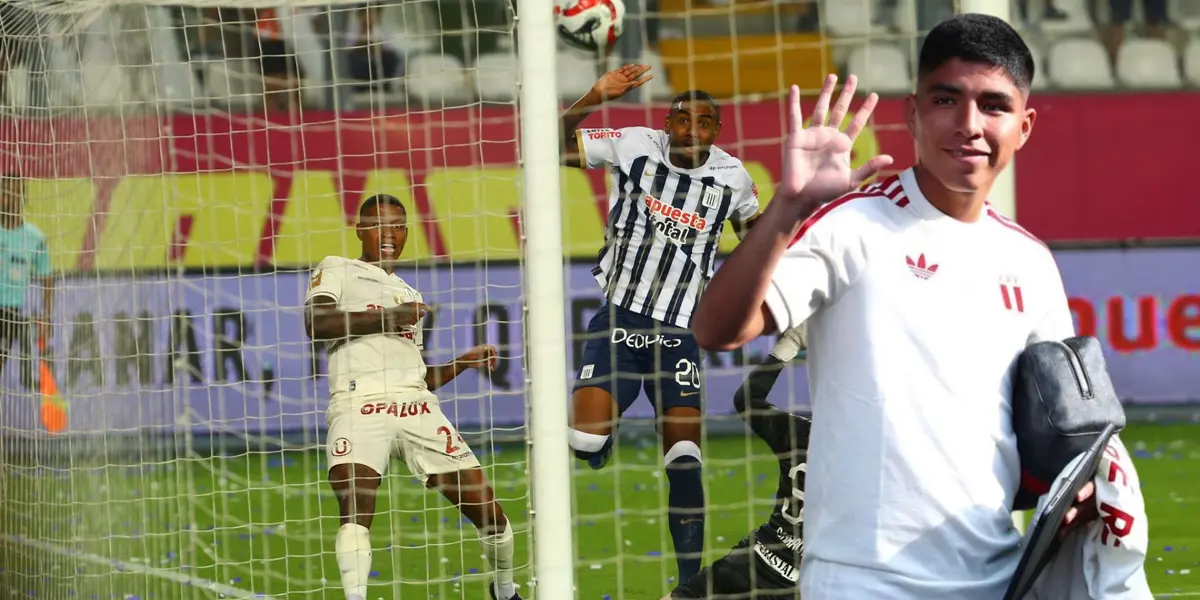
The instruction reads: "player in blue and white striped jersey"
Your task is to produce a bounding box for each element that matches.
[560,64,760,583]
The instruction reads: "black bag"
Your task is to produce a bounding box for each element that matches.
[1012,336,1126,512]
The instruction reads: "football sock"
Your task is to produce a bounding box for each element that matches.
[335,522,372,600]
[568,429,612,463]
[480,521,516,599]
[665,441,705,583]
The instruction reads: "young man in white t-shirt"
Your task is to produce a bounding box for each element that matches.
[693,14,1098,600]
[304,195,521,600]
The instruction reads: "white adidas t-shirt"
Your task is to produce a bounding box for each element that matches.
[765,168,1076,600]
[305,256,427,401]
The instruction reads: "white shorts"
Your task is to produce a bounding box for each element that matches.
[325,390,480,481]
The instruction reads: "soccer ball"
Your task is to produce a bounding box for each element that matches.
[554,0,625,53]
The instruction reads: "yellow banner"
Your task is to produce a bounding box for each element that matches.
[26,161,781,271]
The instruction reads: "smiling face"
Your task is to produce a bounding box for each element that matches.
[906,58,1035,194]
[356,201,408,264]
[664,99,721,167]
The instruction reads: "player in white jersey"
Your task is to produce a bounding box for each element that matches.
[560,66,760,582]
[693,15,1102,600]
[304,195,522,600]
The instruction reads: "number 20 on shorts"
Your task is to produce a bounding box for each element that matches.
[674,359,701,388]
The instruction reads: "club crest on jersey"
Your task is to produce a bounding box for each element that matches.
[701,186,721,210]
[645,193,707,243]
[330,437,351,456]
[999,275,1025,313]
[310,270,322,289]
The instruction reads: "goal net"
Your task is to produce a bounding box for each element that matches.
[0,0,950,598]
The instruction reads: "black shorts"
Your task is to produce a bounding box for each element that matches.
[671,543,800,599]
[1109,0,1167,24]
[572,303,703,415]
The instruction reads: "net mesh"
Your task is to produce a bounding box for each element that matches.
[0,1,1103,599]
[0,2,537,598]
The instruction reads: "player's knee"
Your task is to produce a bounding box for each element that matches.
[568,428,611,459]
[335,521,372,553]
[664,440,702,466]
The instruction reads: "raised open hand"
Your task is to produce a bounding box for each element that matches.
[779,74,894,207]
[593,64,653,100]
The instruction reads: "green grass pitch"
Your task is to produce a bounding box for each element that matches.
[1,422,1197,599]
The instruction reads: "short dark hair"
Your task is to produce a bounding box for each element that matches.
[918,13,1035,92]
[358,194,406,219]
[670,90,721,121]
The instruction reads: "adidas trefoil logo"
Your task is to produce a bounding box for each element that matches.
[906,254,939,280]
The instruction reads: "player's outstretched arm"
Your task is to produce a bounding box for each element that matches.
[305,296,426,341]
[734,331,809,456]
[425,344,499,391]
[561,64,652,168]
[692,75,892,351]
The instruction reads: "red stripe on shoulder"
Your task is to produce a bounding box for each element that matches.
[986,209,1048,250]
[787,191,874,248]
[878,174,902,197]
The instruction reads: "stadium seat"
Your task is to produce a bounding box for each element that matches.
[606,50,673,100]
[1183,39,1200,86]
[405,54,472,106]
[558,51,599,101]
[1117,38,1183,88]
[474,52,520,103]
[378,2,439,54]
[1169,0,1200,31]
[846,44,911,94]
[1047,38,1115,89]
[892,0,919,36]
[822,0,876,38]
[1036,0,1095,34]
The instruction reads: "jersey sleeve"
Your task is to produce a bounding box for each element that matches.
[575,126,655,170]
[1027,257,1076,344]
[33,235,51,278]
[730,169,761,238]
[763,202,864,333]
[304,257,346,305]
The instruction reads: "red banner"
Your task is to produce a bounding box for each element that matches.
[1,92,1196,271]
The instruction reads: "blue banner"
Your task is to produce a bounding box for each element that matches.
[0,264,792,435]
[2,246,1197,436]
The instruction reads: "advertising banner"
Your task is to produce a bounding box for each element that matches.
[0,247,1196,436]
[4,92,1198,275]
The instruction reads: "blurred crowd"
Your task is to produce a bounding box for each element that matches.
[0,0,1192,113]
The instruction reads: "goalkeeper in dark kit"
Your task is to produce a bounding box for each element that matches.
[667,325,810,599]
